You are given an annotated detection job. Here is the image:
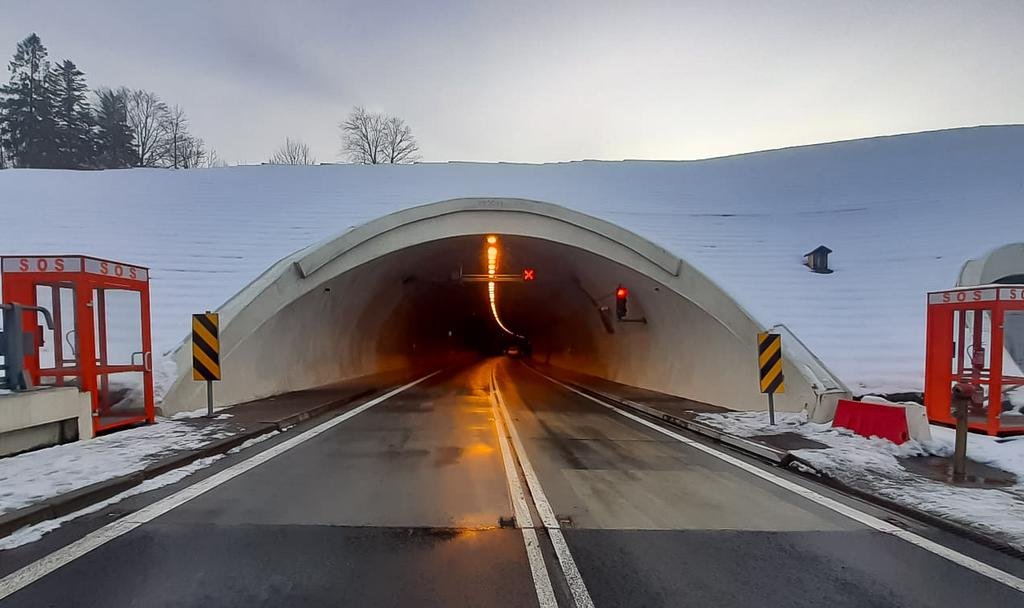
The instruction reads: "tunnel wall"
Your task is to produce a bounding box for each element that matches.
[162,198,844,415]
[958,242,1024,286]
[957,242,1024,374]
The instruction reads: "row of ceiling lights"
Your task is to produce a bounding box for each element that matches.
[485,235,523,339]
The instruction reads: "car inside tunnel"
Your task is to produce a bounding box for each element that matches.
[161,199,824,417]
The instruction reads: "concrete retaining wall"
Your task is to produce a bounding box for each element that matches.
[0,388,93,456]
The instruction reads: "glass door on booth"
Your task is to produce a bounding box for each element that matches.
[1002,309,1024,417]
[93,288,146,420]
[34,283,78,388]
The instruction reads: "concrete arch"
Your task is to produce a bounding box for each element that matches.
[958,242,1024,373]
[162,198,838,416]
[958,242,1024,286]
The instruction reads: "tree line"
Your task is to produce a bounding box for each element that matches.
[0,33,217,170]
[266,106,420,166]
[0,33,422,170]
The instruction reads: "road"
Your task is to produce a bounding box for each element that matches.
[1,359,1022,606]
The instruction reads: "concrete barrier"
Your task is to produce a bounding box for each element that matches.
[0,388,93,456]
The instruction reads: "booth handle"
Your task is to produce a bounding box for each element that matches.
[130,351,153,371]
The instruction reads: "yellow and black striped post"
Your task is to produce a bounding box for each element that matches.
[757,332,785,424]
[192,312,220,416]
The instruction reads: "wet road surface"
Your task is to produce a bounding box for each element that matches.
[0,359,1022,607]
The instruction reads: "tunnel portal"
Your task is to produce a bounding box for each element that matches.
[162,198,828,415]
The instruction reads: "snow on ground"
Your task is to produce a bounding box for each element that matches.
[0,454,225,550]
[0,429,282,550]
[697,409,1024,550]
[0,420,232,516]
[226,430,279,454]
[170,407,233,419]
[1,126,1023,396]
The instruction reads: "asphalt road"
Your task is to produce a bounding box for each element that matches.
[1,359,1022,607]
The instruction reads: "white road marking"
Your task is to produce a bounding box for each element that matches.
[489,371,557,608]
[534,369,1024,595]
[0,372,441,601]
[493,368,596,608]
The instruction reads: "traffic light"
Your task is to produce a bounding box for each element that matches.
[523,268,535,281]
[615,285,628,320]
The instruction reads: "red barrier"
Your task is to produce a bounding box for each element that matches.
[832,399,909,444]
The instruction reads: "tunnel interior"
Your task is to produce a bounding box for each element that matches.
[251,234,642,387]
[353,235,615,362]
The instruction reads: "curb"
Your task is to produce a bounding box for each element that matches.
[0,387,379,539]
[568,380,1024,560]
[263,387,376,431]
[791,459,1024,560]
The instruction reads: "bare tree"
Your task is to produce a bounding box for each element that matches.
[177,135,207,168]
[341,106,384,164]
[204,148,226,168]
[383,116,420,163]
[162,105,191,169]
[268,137,316,165]
[340,106,418,164]
[125,88,169,167]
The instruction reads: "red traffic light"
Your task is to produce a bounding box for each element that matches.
[616,286,628,299]
[523,268,535,281]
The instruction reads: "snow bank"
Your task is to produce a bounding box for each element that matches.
[0,454,225,550]
[0,420,232,515]
[697,409,1024,550]
[1,126,1022,397]
[0,429,281,549]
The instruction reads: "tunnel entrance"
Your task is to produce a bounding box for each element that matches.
[162,198,834,416]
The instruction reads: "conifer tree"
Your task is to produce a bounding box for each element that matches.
[94,87,134,168]
[48,59,95,168]
[0,34,59,167]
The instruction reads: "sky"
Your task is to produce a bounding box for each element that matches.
[1,0,1021,164]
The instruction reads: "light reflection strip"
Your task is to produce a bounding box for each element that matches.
[485,236,523,339]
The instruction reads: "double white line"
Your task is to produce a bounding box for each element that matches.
[490,369,595,608]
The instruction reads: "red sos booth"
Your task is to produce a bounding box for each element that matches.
[1,255,155,434]
[925,284,1024,436]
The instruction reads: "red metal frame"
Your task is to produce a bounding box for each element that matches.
[1,255,154,434]
[925,285,1024,436]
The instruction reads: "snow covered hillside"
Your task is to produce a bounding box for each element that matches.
[1,125,1022,396]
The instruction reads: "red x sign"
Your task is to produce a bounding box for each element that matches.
[523,268,535,281]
